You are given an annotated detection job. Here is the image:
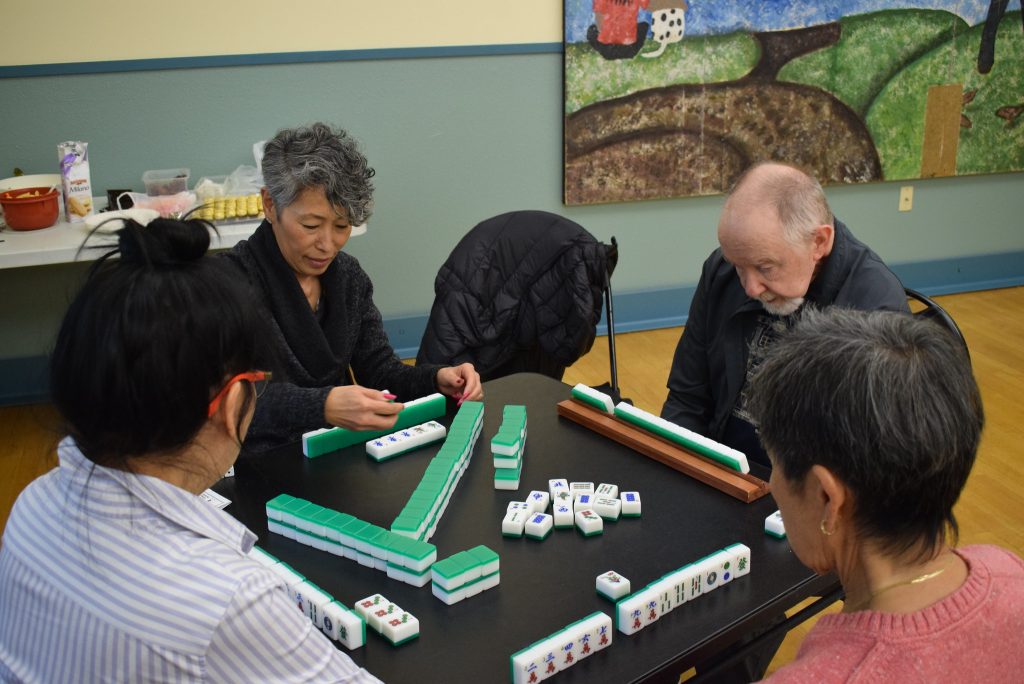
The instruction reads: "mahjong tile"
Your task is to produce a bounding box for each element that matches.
[431,581,465,605]
[575,612,612,659]
[679,564,704,601]
[620,491,642,517]
[570,482,595,499]
[574,509,603,537]
[615,593,646,635]
[765,510,786,538]
[526,490,550,513]
[552,504,574,528]
[640,592,661,627]
[380,609,419,646]
[725,543,751,578]
[596,570,631,601]
[554,631,580,672]
[592,496,621,521]
[573,493,594,512]
[353,594,388,628]
[507,501,531,514]
[548,479,569,500]
[652,577,677,615]
[524,513,553,541]
[510,643,549,684]
[502,509,528,537]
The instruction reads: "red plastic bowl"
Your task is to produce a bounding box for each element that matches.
[0,186,60,230]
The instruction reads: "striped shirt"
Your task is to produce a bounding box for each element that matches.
[0,437,381,683]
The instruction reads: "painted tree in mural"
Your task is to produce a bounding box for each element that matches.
[564,1,1024,205]
[978,0,1024,72]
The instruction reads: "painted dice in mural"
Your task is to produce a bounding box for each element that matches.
[643,0,687,58]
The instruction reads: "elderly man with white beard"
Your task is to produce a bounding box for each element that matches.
[661,161,908,469]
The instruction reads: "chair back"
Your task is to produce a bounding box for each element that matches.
[416,211,614,381]
[905,287,970,358]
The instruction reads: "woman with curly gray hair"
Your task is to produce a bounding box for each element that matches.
[225,122,481,454]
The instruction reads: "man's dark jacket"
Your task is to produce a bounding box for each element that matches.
[661,219,908,441]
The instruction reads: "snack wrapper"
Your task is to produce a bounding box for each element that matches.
[58,141,94,222]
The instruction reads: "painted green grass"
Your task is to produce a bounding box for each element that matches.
[867,11,1024,179]
[564,33,757,115]
[778,10,966,117]
[565,9,1024,181]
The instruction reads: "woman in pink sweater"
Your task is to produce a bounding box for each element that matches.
[745,308,1024,682]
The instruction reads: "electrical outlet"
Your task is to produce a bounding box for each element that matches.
[899,186,914,212]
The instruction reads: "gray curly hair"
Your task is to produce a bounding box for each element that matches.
[261,122,375,225]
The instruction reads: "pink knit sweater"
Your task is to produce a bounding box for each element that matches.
[762,545,1024,683]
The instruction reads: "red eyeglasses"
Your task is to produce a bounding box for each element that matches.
[207,371,272,418]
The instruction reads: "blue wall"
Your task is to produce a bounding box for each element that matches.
[2,51,1022,403]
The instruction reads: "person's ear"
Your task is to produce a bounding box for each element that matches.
[810,224,834,261]
[213,380,250,444]
[810,464,848,532]
[261,187,277,225]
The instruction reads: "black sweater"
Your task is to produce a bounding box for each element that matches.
[223,221,440,454]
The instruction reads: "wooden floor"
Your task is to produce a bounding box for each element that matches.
[561,286,1024,677]
[2,287,1022,677]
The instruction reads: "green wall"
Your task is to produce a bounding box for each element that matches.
[2,52,1023,368]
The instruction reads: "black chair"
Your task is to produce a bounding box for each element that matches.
[905,287,969,358]
[416,211,621,396]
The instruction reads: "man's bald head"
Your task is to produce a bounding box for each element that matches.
[717,162,836,316]
[723,162,833,245]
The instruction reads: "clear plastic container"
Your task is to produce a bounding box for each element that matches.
[142,168,190,196]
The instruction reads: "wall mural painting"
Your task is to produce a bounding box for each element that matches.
[564,1,1024,205]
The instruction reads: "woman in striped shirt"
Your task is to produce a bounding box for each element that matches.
[0,218,381,682]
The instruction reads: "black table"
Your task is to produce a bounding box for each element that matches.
[215,373,838,683]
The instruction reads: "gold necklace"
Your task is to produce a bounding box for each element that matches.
[846,558,951,613]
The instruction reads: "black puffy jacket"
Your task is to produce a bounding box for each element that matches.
[416,211,611,381]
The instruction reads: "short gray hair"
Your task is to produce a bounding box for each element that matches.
[728,162,833,244]
[746,307,982,561]
[261,122,375,225]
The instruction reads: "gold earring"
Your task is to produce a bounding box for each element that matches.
[819,519,835,536]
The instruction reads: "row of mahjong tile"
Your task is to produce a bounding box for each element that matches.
[248,546,367,650]
[511,545,749,682]
[266,494,437,581]
[431,546,501,605]
[354,593,421,646]
[389,430,475,541]
[390,402,485,541]
[493,405,527,490]
[303,393,449,458]
[510,611,613,684]
[570,383,750,474]
[614,543,751,636]
[366,420,447,461]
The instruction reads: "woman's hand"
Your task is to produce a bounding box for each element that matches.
[436,363,484,404]
[324,385,403,431]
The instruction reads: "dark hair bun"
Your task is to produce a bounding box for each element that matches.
[117,217,212,266]
[54,214,265,465]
